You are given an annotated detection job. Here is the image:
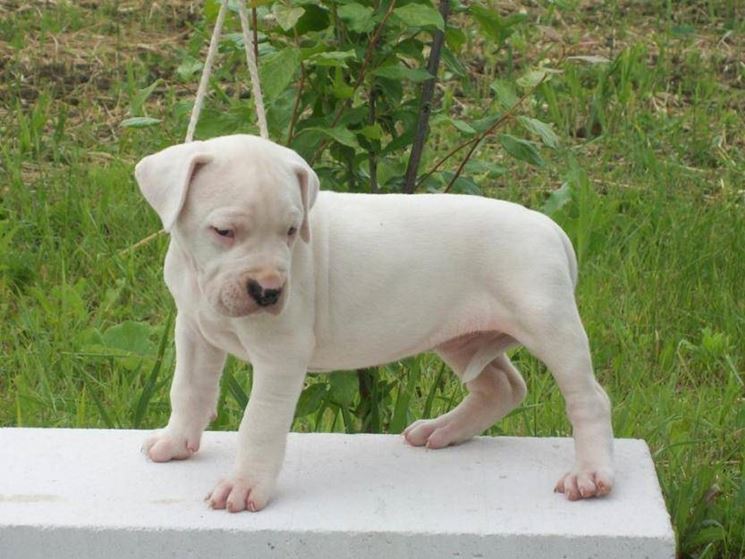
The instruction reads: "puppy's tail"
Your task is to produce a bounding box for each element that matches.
[555,225,578,290]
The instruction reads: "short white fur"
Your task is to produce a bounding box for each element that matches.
[135,134,614,512]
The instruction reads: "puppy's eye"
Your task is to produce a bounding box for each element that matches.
[287,226,297,237]
[212,227,234,239]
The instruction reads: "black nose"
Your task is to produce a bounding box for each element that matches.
[247,280,282,307]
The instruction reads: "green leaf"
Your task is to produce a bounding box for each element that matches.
[448,175,482,195]
[272,4,305,31]
[381,126,414,155]
[445,26,467,52]
[360,123,384,140]
[176,58,203,81]
[329,372,358,407]
[129,79,161,115]
[469,5,526,44]
[518,116,559,149]
[449,119,477,135]
[101,321,154,356]
[337,3,376,33]
[260,48,301,100]
[372,64,433,82]
[516,68,559,89]
[542,181,573,216]
[464,159,506,177]
[332,66,355,99]
[299,42,330,61]
[295,382,328,417]
[120,117,161,128]
[395,36,427,62]
[393,3,445,30]
[567,55,611,65]
[294,3,330,34]
[490,78,518,108]
[470,113,501,133]
[499,134,544,167]
[307,50,357,68]
[298,126,359,148]
[441,46,467,77]
[82,320,157,372]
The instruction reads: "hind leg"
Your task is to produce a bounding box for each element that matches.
[403,333,527,449]
[513,300,614,500]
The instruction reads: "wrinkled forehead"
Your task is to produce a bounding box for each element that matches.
[185,153,300,223]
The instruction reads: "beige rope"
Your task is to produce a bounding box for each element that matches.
[185,0,228,143]
[185,1,267,142]
[123,1,268,256]
[237,2,269,139]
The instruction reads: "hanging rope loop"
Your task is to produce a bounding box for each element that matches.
[185,0,268,143]
[237,2,268,139]
[121,1,269,256]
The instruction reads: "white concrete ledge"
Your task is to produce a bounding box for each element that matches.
[0,428,674,558]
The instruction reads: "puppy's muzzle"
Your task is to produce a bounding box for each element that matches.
[247,279,282,307]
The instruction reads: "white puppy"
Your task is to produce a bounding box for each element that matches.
[135,134,614,513]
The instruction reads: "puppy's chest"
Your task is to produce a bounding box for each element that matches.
[195,309,252,362]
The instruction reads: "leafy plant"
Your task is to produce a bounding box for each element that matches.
[172,0,563,427]
[180,0,559,200]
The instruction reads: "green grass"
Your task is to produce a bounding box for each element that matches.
[1,2,743,557]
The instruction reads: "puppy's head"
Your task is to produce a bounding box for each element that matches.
[134,135,319,318]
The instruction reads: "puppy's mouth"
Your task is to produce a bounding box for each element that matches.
[218,304,280,318]
[216,292,286,318]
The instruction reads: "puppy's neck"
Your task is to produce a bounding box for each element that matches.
[164,234,205,306]
[170,234,202,274]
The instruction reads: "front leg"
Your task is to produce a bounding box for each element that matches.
[207,358,306,513]
[142,312,226,461]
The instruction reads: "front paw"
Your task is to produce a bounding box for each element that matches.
[206,474,276,513]
[141,429,201,462]
[555,466,614,500]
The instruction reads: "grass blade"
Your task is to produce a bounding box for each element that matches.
[132,310,174,428]
[389,359,421,434]
[223,369,248,410]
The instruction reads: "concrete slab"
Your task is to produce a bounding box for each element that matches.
[0,429,674,558]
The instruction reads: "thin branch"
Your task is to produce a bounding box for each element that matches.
[443,73,549,193]
[251,7,259,61]
[420,43,566,193]
[286,23,309,145]
[402,0,450,194]
[310,0,397,164]
[286,63,306,144]
[411,73,546,192]
[415,135,478,188]
[368,86,379,193]
[442,138,486,193]
[349,0,398,96]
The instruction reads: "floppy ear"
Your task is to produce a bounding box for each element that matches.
[134,142,213,232]
[292,157,320,244]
